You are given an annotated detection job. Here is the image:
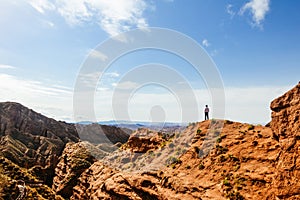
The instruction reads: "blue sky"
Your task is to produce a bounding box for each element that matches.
[0,0,299,124]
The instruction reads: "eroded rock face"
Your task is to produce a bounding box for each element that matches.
[0,102,79,169]
[52,142,96,199]
[122,128,166,153]
[71,161,160,200]
[268,83,300,199]
[270,82,300,138]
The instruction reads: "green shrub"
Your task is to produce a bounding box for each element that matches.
[198,163,205,170]
[248,125,255,130]
[223,178,230,186]
[197,129,202,134]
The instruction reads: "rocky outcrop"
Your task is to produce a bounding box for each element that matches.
[71,161,160,200]
[122,128,166,153]
[52,142,96,199]
[268,83,300,199]
[0,102,79,170]
[270,82,300,139]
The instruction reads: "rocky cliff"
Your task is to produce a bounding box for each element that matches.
[270,82,300,139]
[268,82,300,199]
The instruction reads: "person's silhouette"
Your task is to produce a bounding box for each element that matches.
[204,105,209,120]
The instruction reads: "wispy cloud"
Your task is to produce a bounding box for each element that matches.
[0,64,16,70]
[226,4,236,18]
[89,49,108,61]
[115,81,139,90]
[0,70,292,123]
[28,0,150,37]
[0,73,73,121]
[202,39,210,47]
[240,0,270,28]
[29,0,55,14]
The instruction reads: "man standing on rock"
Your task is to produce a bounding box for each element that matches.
[204,105,209,120]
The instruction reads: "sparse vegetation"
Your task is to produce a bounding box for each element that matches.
[233,164,240,171]
[225,190,244,200]
[166,156,181,166]
[223,177,231,186]
[216,144,229,155]
[197,129,202,134]
[198,163,205,170]
[219,155,227,162]
[185,165,191,169]
[248,124,255,130]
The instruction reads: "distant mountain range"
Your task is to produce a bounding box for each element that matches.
[78,120,187,131]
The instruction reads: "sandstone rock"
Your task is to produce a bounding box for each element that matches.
[0,102,79,173]
[122,128,166,153]
[270,82,300,139]
[52,142,96,199]
[267,83,300,199]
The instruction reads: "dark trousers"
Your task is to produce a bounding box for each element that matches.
[205,112,209,120]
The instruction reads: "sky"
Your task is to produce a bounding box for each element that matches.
[0,0,299,124]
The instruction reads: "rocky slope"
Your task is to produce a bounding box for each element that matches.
[0,82,299,199]
[0,102,131,198]
[0,102,79,170]
[65,83,299,199]
[52,142,96,199]
[0,156,63,199]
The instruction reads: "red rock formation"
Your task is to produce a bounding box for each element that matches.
[0,102,79,171]
[270,82,300,139]
[122,128,166,153]
[267,83,300,199]
[52,142,96,199]
[69,83,299,200]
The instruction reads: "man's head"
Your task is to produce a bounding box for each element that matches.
[206,105,208,107]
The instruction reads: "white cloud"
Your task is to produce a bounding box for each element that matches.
[0,72,293,124]
[226,4,235,18]
[0,64,16,69]
[202,39,210,47]
[0,73,73,121]
[89,49,108,61]
[29,0,55,14]
[28,0,149,37]
[115,81,139,90]
[240,0,270,27]
[210,49,218,57]
[42,19,55,28]
[105,72,120,78]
